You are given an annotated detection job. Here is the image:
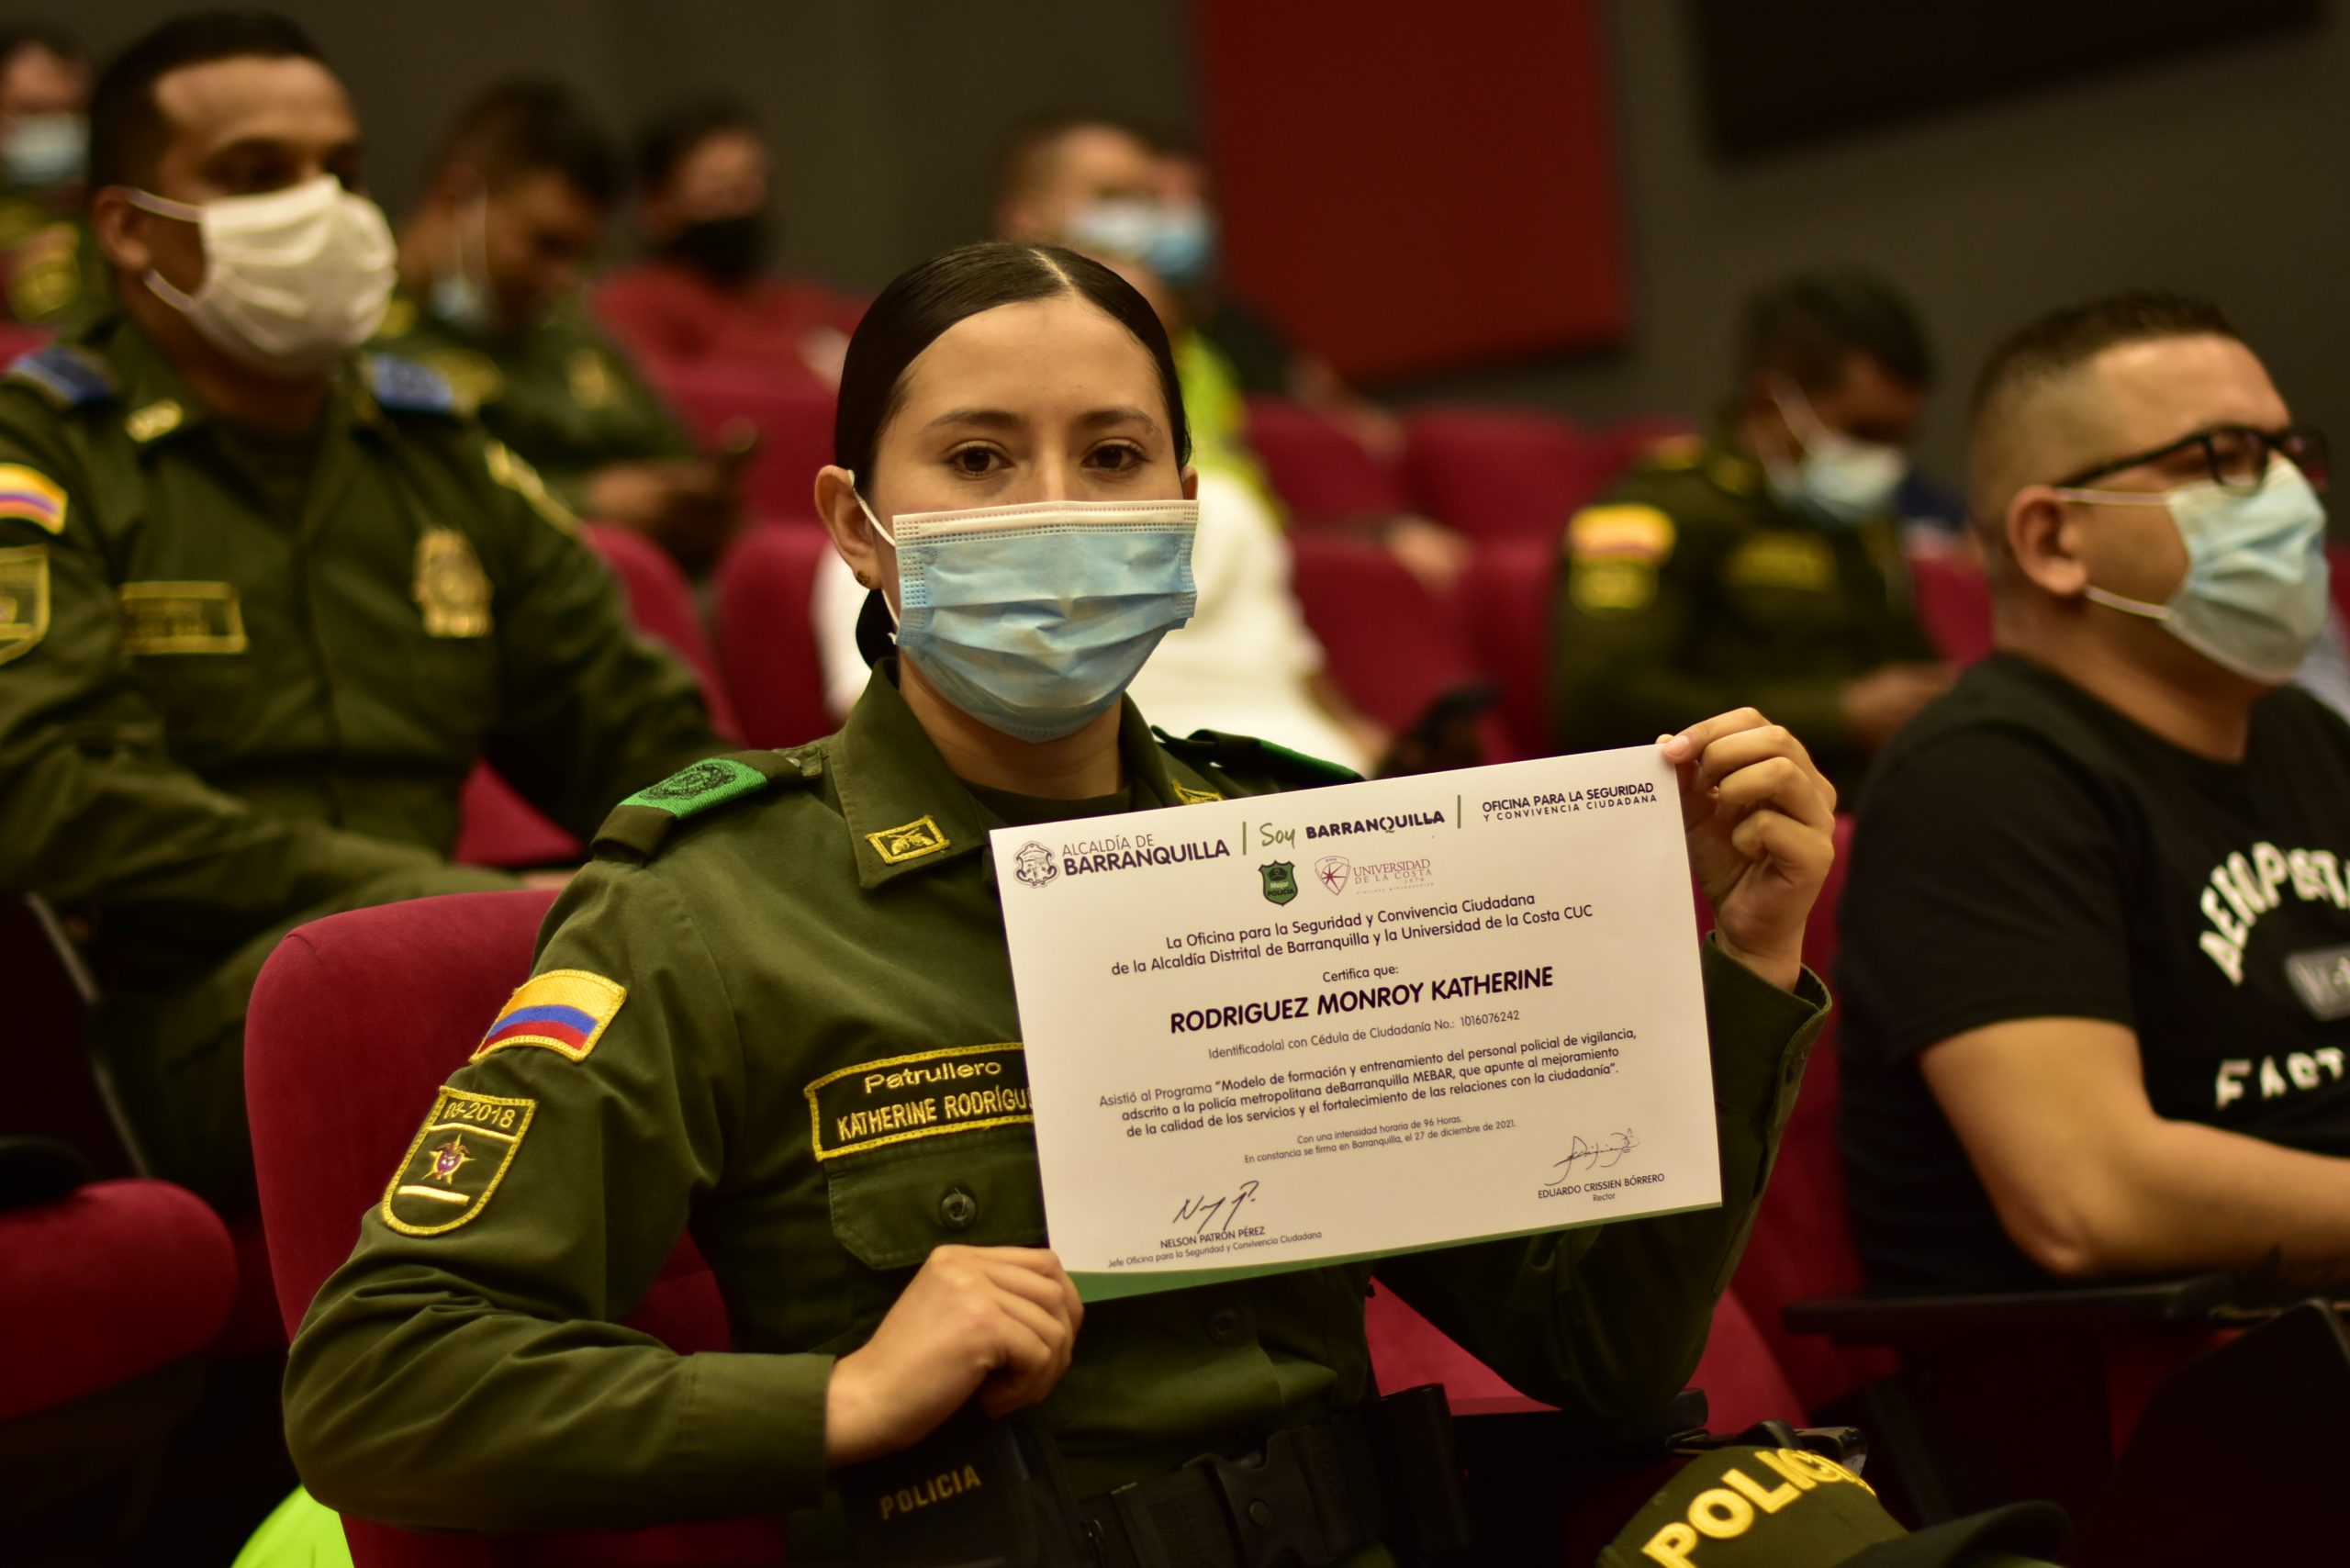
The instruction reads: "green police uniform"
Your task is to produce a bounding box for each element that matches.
[0,194,104,328]
[0,308,726,1206]
[372,292,698,513]
[1550,421,1935,796]
[285,662,1830,1558]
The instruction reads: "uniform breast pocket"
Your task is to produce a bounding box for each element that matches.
[824,1129,1049,1274]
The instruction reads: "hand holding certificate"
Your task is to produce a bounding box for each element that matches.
[993,712,1833,1299]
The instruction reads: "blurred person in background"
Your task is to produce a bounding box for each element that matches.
[0,11,725,1215]
[0,21,102,327]
[1840,293,2350,1296]
[596,95,863,386]
[1550,271,1950,797]
[383,80,740,571]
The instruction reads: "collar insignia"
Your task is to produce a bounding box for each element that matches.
[867,815,950,864]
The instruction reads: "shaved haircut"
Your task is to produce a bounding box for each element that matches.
[1967,292,2241,557]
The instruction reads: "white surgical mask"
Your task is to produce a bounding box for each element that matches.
[1765,382,1908,527]
[131,176,395,379]
[5,112,84,190]
[427,193,500,335]
[2058,459,2333,685]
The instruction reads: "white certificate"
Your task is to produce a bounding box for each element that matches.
[990,745,1720,1300]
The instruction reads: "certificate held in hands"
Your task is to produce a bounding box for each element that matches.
[990,745,1718,1300]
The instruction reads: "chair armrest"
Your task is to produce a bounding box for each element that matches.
[1784,1272,2238,1346]
[0,1136,90,1211]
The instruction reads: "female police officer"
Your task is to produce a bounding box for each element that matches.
[285,242,1834,1562]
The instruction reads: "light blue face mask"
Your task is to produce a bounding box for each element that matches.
[855,490,1200,743]
[427,194,500,336]
[4,113,84,191]
[1065,198,1218,288]
[2057,459,2333,684]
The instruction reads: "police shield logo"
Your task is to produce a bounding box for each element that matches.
[1259,861,1299,905]
[1013,841,1058,889]
[380,1088,534,1236]
[1315,856,1350,894]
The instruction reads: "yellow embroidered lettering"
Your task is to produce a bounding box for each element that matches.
[1639,1521,1700,1568]
[1687,1488,1753,1539]
[1722,1464,1799,1513]
[1754,1450,1818,1490]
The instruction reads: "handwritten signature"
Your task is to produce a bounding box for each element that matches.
[1549,1129,1639,1180]
[1172,1180,1262,1237]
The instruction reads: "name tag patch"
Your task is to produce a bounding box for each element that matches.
[2286,945,2350,1022]
[0,544,48,665]
[1726,532,1837,595]
[118,581,247,655]
[380,1088,535,1236]
[807,1044,1031,1161]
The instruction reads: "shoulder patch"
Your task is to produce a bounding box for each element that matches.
[593,748,818,861]
[0,543,49,665]
[474,968,625,1063]
[380,1087,534,1236]
[0,464,66,533]
[6,343,115,409]
[365,352,458,415]
[1153,727,1360,790]
[1567,504,1675,566]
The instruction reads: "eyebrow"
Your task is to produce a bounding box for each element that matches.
[923,406,1164,435]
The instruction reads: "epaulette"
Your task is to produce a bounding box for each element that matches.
[590,747,821,862]
[6,343,115,409]
[364,352,458,416]
[1152,727,1360,790]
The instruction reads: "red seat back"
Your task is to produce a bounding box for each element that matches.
[1908,553,1996,666]
[715,523,837,749]
[1458,537,1557,761]
[1285,533,1494,745]
[247,890,779,1565]
[453,522,736,868]
[1243,396,1407,526]
[655,365,835,525]
[2331,543,2349,622]
[1728,816,1896,1414]
[1403,409,1619,541]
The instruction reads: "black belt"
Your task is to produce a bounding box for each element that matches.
[1084,1410,1383,1568]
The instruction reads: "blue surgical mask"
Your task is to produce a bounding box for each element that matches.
[855,490,1200,742]
[4,112,84,191]
[2058,460,2333,684]
[1065,197,1217,288]
[1146,202,1216,288]
[1765,383,1908,527]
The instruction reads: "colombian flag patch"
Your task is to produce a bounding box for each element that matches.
[472,969,626,1063]
[0,465,66,533]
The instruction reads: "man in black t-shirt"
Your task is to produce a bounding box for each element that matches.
[1838,292,2350,1294]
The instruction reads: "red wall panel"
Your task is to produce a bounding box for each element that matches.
[1194,0,1629,383]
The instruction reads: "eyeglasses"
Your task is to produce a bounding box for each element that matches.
[2053,423,2329,496]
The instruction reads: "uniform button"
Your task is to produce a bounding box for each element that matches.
[1247,1499,1273,1528]
[939,1186,979,1230]
[1207,1307,1251,1346]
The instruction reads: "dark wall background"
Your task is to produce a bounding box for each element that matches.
[47,0,2350,482]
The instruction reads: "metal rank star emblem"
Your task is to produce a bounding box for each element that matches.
[426,1134,474,1183]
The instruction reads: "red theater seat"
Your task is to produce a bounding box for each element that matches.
[1908,553,1996,666]
[1404,409,1619,541]
[655,364,835,525]
[1285,532,1498,748]
[1244,396,1408,526]
[715,523,837,749]
[1459,536,1558,760]
[454,522,739,869]
[246,890,781,1566]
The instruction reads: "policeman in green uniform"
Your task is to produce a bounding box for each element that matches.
[383,81,735,569]
[287,242,1840,1564]
[0,15,725,1209]
[0,24,105,328]
[1551,273,1955,797]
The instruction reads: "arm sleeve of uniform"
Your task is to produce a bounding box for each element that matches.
[1549,506,1732,750]
[471,437,727,839]
[284,865,834,1530]
[1837,725,2132,1067]
[0,444,444,917]
[1371,939,1827,1417]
